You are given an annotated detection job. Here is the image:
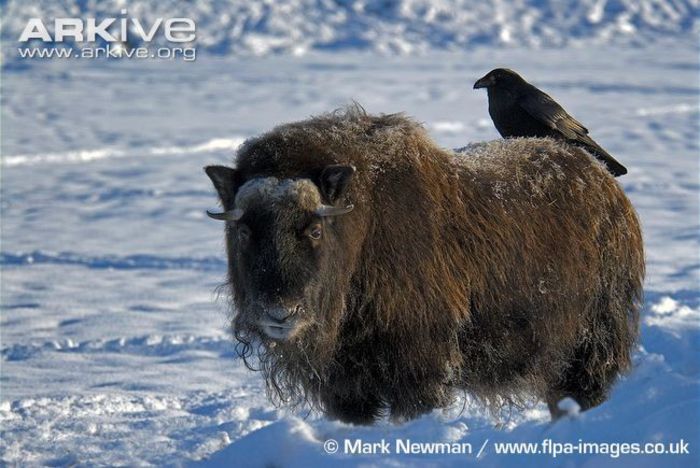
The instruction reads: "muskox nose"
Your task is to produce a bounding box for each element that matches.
[265,303,302,323]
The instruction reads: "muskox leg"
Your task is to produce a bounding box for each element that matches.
[546,369,610,420]
[546,326,630,419]
[546,376,610,421]
[387,385,452,423]
[546,286,638,421]
[321,389,383,425]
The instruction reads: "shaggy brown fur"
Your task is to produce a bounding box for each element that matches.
[207,105,644,424]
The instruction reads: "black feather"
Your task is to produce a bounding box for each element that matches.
[474,68,627,177]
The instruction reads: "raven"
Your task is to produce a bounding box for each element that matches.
[474,68,627,177]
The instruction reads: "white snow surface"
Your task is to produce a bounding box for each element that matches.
[1,43,699,465]
[1,0,699,62]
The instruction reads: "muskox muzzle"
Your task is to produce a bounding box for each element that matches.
[255,302,305,341]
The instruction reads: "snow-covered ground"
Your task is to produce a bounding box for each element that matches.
[1,39,699,467]
[2,0,698,59]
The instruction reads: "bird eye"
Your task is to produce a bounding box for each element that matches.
[307,224,322,241]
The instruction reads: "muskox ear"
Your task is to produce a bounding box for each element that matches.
[205,165,241,209]
[319,165,355,204]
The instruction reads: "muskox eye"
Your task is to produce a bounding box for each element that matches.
[307,224,322,241]
[238,225,251,244]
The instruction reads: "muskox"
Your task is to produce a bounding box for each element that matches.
[205,106,644,424]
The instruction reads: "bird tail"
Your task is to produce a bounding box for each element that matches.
[581,137,627,177]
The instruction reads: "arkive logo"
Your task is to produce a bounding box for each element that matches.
[16,10,197,61]
[18,10,196,43]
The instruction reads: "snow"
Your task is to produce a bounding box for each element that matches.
[556,398,581,417]
[2,137,245,167]
[2,0,698,63]
[1,3,700,465]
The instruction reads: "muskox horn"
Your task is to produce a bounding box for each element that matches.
[316,204,354,217]
[206,208,244,221]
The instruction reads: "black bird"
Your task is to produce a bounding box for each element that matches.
[474,68,627,177]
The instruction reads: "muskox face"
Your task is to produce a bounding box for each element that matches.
[205,165,355,343]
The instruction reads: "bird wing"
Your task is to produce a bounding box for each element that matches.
[519,88,628,176]
[518,90,589,140]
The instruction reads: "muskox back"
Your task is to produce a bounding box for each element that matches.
[206,106,644,423]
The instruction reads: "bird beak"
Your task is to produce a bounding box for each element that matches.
[473,75,493,89]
